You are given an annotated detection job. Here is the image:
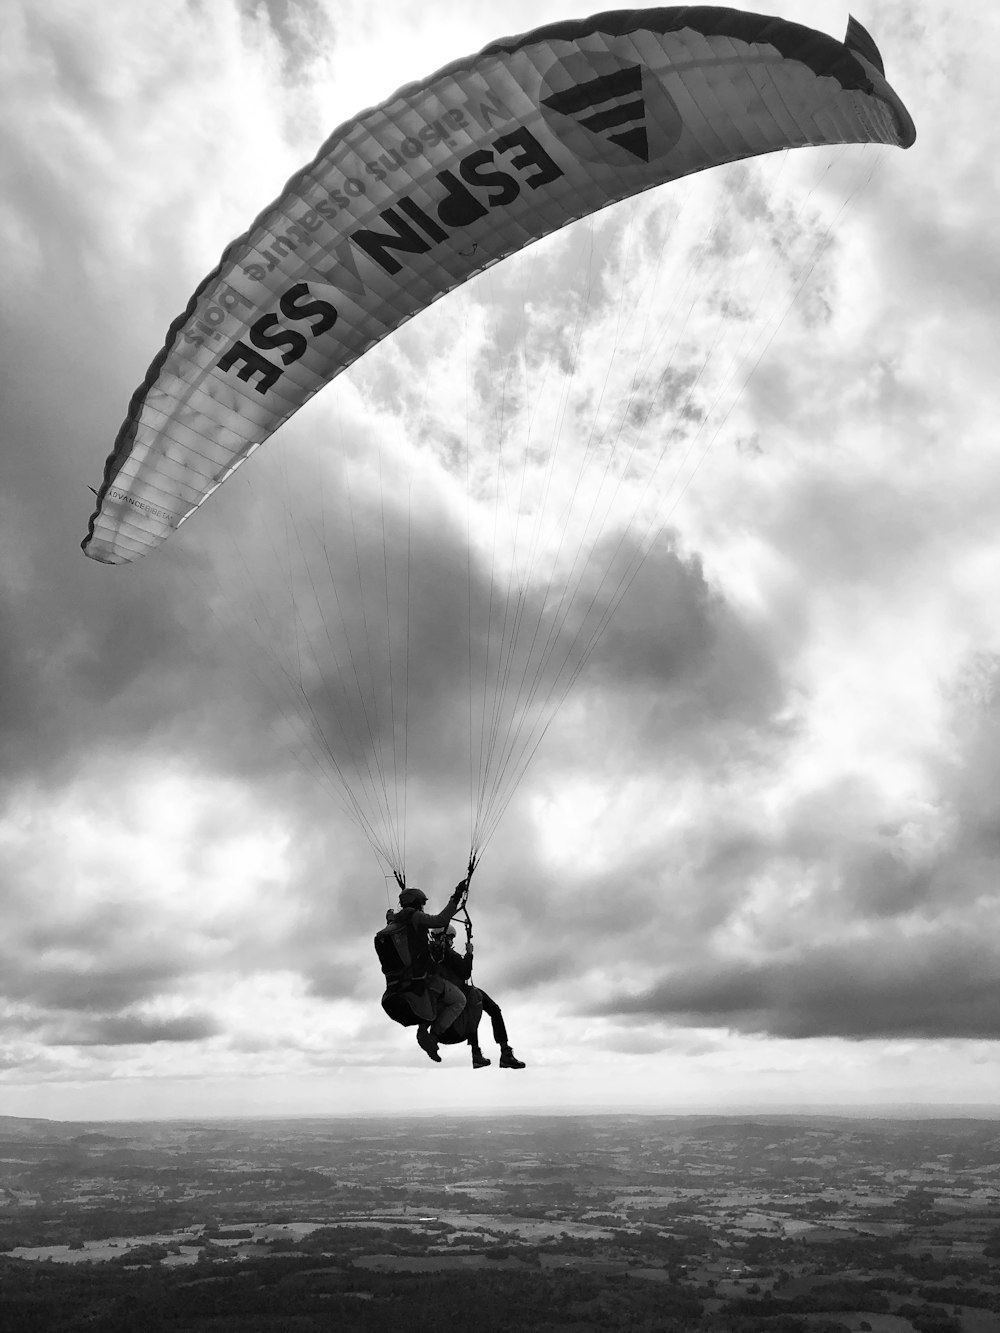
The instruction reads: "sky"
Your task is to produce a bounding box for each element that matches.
[3,0,1000,1123]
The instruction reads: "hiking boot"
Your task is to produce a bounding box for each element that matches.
[470,1046,491,1069]
[416,1025,441,1062]
[499,1048,525,1069]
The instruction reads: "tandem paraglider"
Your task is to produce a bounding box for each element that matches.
[374,858,526,1067]
[82,8,914,1056]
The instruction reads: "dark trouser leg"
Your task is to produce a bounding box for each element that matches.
[479,990,508,1047]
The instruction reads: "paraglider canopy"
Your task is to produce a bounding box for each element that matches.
[82,7,913,565]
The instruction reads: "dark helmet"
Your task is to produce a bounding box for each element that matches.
[398,887,428,909]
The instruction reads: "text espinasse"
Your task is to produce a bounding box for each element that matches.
[215,126,564,398]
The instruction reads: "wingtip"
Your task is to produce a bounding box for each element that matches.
[845,14,886,77]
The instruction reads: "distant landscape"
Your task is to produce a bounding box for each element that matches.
[2,1112,999,1331]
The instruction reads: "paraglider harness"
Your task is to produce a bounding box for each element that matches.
[375,857,476,1029]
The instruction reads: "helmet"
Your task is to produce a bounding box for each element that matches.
[429,924,456,941]
[398,887,428,909]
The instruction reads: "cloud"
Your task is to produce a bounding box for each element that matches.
[580,665,1000,1043]
[3,955,187,1015]
[50,1012,221,1048]
[3,0,1000,1111]
[597,930,1000,1041]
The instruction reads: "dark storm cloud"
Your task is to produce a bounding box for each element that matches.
[598,932,1000,1040]
[0,886,212,1017]
[194,444,494,796]
[0,177,245,795]
[0,911,225,1048]
[582,668,1000,1042]
[0,269,335,800]
[51,1013,221,1047]
[585,543,785,720]
[1,0,387,797]
[2,955,187,1014]
[496,862,670,992]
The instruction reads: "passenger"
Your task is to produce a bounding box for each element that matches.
[429,924,526,1069]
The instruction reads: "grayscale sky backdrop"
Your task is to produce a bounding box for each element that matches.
[3,0,999,1120]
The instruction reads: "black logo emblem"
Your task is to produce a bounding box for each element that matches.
[542,66,649,162]
[538,53,683,167]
